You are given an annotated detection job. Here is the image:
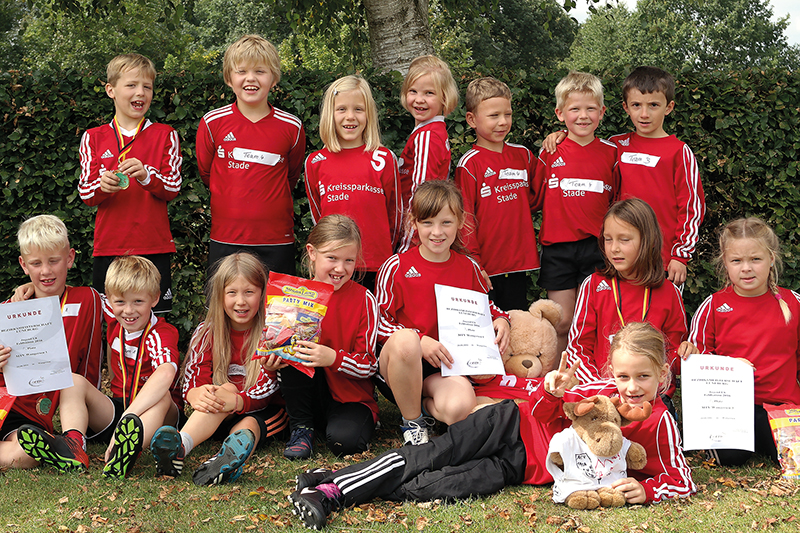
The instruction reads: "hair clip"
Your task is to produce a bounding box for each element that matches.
[333,89,339,96]
[775,293,783,301]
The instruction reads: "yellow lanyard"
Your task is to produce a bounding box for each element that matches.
[112,116,146,164]
[118,320,152,408]
[611,276,651,326]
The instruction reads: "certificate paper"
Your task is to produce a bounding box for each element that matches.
[681,353,754,451]
[435,284,505,377]
[0,297,73,396]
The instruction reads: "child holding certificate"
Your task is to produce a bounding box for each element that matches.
[375,180,509,446]
[688,217,800,466]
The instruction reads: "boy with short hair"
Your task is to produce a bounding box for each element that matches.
[196,34,306,274]
[18,256,181,478]
[533,71,619,354]
[79,53,182,313]
[0,215,104,469]
[454,77,539,312]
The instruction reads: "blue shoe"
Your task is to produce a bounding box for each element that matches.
[192,429,255,486]
[150,426,185,477]
[103,413,143,479]
[284,427,314,460]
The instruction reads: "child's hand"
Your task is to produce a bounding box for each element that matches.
[0,345,11,372]
[10,283,34,302]
[420,335,453,369]
[611,477,646,504]
[542,130,567,154]
[493,317,510,356]
[259,354,287,372]
[189,384,226,413]
[735,357,755,370]
[667,260,687,286]
[117,158,146,184]
[212,385,241,413]
[677,340,698,360]
[543,351,579,398]
[293,340,336,368]
[100,170,123,194]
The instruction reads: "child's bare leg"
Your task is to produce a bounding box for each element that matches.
[379,329,424,421]
[138,395,179,449]
[60,373,115,433]
[0,437,38,469]
[422,374,476,425]
[547,288,578,357]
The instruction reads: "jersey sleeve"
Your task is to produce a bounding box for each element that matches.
[330,290,379,381]
[146,324,180,373]
[467,256,508,320]
[383,149,402,250]
[196,117,214,186]
[688,294,716,354]
[304,152,323,223]
[663,282,688,378]
[76,288,104,389]
[565,275,602,383]
[287,124,306,191]
[454,160,482,264]
[181,327,215,399]
[636,411,697,502]
[375,255,409,344]
[78,130,112,206]
[531,148,548,212]
[669,144,705,264]
[239,367,280,413]
[139,127,182,202]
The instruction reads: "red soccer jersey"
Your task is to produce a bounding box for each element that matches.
[305,146,401,271]
[610,132,705,266]
[533,137,619,245]
[78,120,182,256]
[196,103,306,245]
[396,116,451,253]
[689,286,800,406]
[2,287,105,432]
[566,273,687,396]
[318,280,379,419]
[375,246,508,345]
[454,143,540,276]
[182,326,280,414]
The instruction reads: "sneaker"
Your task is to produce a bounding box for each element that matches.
[401,420,430,446]
[18,425,88,472]
[150,426,185,477]
[192,428,255,486]
[103,413,143,479]
[284,427,314,460]
[288,483,343,530]
[296,468,333,491]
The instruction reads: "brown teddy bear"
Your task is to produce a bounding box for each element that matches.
[546,395,651,509]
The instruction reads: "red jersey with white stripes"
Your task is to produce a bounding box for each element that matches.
[375,246,508,345]
[610,132,705,266]
[689,286,800,406]
[533,137,618,245]
[318,280,379,419]
[182,325,280,414]
[565,273,686,396]
[78,120,182,256]
[196,102,306,245]
[397,116,451,252]
[305,146,401,271]
[455,143,540,276]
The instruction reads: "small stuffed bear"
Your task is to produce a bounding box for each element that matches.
[546,395,651,509]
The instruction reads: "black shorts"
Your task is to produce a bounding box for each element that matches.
[538,237,604,291]
[1,411,45,441]
[88,397,181,444]
[93,253,173,313]
[211,404,289,446]
[207,241,296,278]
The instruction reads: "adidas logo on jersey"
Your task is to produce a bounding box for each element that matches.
[223,132,236,142]
[311,153,327,164]
[162,288,173,300]
[596,280,611,292]
[405,266,422,278]
[716,303,734,313]
[484,167,496,178]
[101,149,115,159]
[552,157,566,168]
[617,138,630,147]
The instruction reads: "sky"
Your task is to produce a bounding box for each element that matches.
[569,0,800,47]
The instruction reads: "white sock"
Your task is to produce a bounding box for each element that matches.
[181,432,195,455]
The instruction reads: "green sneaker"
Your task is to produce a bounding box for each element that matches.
[18,425,89,473]
[102,414,143,479]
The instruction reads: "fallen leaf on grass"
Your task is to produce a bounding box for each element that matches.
[416,516,429,530]
[58,497,69,504]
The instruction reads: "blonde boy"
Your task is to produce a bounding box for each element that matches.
[454,77,538,312]
[18,256,181,478]
[0,215,103,470]
[197,34,306,275]
[533,71,618,354]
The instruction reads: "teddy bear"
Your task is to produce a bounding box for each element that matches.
[473,299,563,405]
[545,395,651,509]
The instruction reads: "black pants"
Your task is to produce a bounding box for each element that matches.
[489,272,530,312]
[322,400,526,504]
[207,241,296,278]
[709,404,778,466]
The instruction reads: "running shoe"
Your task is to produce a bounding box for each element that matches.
[284,427,314,460]
[18,425,88,472]
[150,425,185,477]
[400,420,430,446]
[102,413,143,479]
[192,428,255,486]
[288,483,343,530]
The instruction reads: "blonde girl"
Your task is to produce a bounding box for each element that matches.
[375,180,510,445]
[150,253,287,485]
[305,75,401,290]
[689,217,800,466]
[396,55,460,252]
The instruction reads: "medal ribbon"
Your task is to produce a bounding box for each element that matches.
[611,276,651,326]
[112,116,146,164]
[118,320,153,408]
[59,287,69,315]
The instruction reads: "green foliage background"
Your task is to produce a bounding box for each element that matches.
[1,66,799,347]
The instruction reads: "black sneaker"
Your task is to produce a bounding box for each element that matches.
[284,427,314,460]
[288,483,343,530]
[103,413,143,479]
[295,468,333,491]
[150,425,185,477]
[18,425,89,472]
[192,428,255,486]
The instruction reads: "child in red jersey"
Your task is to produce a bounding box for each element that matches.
[455,77,539,312]
[0,215,103,470]
[376,180,510,445]
[79,54,181,313]
[197,35,306,275]
[533,72,618,353]
[396,56,459,253]
[688,217,800,466]
[280,215,379,460]
[18,256,181,478]
[150,252,287,485]
[305,75,401,291]
[566,199,692,408]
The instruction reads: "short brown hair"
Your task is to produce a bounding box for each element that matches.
[106,54,156,86]
[105,256,161,298]
[222,34,281,86]
[400,55,459,117]
[599,198,664,288]
[622,66,675,103]
[465,77,511,113]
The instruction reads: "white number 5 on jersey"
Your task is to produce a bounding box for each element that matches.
[371,149,387,172]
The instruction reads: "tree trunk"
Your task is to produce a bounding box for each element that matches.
[363,0,434,74]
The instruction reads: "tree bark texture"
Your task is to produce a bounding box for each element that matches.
[363,0,435,73]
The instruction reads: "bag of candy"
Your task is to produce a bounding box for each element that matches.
[254,273,334,377]
[765,403,800,480]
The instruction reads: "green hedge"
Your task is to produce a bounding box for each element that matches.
[2,67,799,347]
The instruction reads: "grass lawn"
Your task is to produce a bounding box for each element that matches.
[2,399,798,533]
